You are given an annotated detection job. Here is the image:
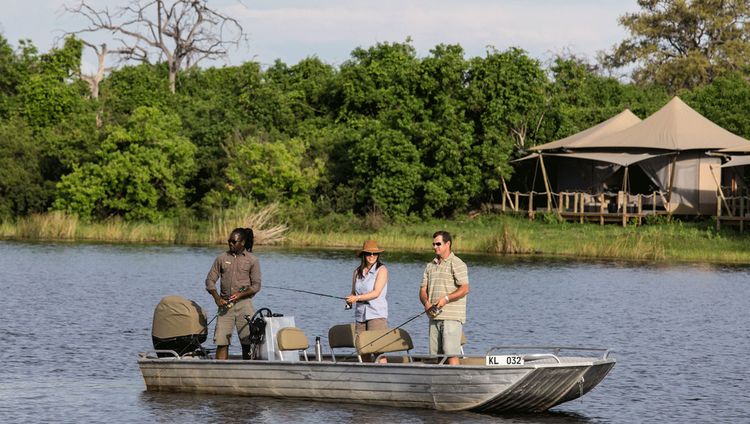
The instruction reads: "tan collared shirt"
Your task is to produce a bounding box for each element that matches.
[205,250,261,297]
[420,252,469,323]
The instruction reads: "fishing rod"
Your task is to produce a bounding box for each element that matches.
[264,284,368,309]
[362,305,441,349]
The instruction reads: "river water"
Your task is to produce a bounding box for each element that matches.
[0,241,748,423]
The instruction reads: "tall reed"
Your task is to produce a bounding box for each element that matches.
[15,212,78,239]
[208,202,288,245]
[484,223,532,254]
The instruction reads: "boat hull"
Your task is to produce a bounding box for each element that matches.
[138,356,615,412]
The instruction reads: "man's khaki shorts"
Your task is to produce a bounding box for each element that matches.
[429,319,462,356]
[214,298,255,346]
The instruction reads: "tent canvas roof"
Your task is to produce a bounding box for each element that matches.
[580,97,750,151]
[532,109,641,151]
[514,151,671,167]
[720,155,750,168]
[717,144,750,154]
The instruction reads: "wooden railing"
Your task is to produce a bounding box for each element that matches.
[716,189,750,232]
[500,189,668,226]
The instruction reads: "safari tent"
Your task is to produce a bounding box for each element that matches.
[520,97,750,215]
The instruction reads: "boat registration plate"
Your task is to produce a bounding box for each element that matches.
[485,355,524,366]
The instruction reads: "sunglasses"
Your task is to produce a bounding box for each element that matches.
[362,252,380,257]
[432,242,443,247]
[228,239,240,244]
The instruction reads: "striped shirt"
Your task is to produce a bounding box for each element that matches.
[420,252,469,323]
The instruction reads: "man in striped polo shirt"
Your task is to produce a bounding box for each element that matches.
[419,230,470,365]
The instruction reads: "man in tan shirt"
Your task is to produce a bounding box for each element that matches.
[206,227,261,360]
[419,230,469,365]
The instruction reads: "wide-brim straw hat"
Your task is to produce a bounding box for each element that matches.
[357,240,384,257]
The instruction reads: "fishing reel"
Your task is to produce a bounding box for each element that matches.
[219,298,236,313]
[345,299,371,310]
[427,305,443,318]
[219,286,248,313]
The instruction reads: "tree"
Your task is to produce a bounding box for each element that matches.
[222,134,323,206]
[337,40,422,126]
[263,57,339,125]
[53,107,197,221]
[601,0,750,92]
[466,48,549,156]
[15,37,91,129]
[99,63,173,124]
[66,0,246,93]
[683,73,750,138]
[414,44,481,216]
[0,119,50,219]
[547,55,669,141]
[0,35,34,119]
[349,120,423,218]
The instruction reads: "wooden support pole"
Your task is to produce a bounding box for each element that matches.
[515,191,519,213]
[501,175,514,212]
[528,192,534,219]
[716,189,722,232]
[500,176,506,212]
[666,155,677,217]
[538,154,553,212]
[580,194,584,224]
[599,193,605,226]
[638,194,643,226]
[741,196,745,234]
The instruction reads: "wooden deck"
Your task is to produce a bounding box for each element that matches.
[499,189,669,226]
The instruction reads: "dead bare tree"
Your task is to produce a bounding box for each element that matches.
[65,0,247,93]
[77,41,125,100]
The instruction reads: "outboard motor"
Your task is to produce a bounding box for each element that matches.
[151,295,208,357]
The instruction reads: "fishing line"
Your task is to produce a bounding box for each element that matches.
[264,284,368,309]
[265,285,348,300]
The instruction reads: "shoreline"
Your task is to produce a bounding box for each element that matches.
[3,213,750,265]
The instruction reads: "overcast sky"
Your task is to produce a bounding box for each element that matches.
[0,0,639,70]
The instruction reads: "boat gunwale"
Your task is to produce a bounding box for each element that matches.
[137,350,616,372]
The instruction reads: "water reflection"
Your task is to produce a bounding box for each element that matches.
[139,391,593,424]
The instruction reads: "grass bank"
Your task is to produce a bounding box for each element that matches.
[285,214,750,263]
[0,204,287,246]
[2,209,750,264]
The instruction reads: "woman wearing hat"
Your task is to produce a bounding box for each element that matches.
[346,240,389,362]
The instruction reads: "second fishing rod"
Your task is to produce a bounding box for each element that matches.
[264,284,369,309]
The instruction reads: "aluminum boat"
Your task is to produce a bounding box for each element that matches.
[138,316,615,412]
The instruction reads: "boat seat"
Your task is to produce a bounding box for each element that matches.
[356,328,413,362]
[328,323,361,362]
[277,327,309,361]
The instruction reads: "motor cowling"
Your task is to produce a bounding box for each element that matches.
[151,295,207,356]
